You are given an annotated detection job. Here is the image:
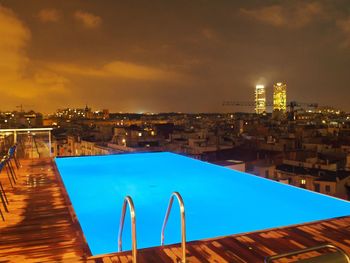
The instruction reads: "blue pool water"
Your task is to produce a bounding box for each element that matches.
[56,152,350,255]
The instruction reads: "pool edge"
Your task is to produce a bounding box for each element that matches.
[52,158,93,258]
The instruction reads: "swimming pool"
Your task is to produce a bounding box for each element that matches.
[55,152,350,256]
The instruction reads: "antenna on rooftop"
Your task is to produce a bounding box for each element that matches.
[16,104,33,112]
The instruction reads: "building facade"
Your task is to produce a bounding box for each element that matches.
[255,85,266,114]
[273,82,287,113]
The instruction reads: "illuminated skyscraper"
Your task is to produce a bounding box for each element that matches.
[273,82,287,112]
[255,85,266,114]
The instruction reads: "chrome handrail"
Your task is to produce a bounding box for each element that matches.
[265,243,350,263]
[161,192,186,263]
[118,196,137,263]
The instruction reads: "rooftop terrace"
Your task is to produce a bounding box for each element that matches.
[1,157,350,262]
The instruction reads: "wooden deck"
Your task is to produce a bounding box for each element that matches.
[91,216,350,263]
[0,158,88,262]
[0,158,350,263]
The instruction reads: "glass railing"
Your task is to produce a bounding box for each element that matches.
[0,128,53,159]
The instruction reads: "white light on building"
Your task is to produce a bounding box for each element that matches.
[255,85,266,114]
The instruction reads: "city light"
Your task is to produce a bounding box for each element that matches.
[273,82,287,113]
[255,84,266,114]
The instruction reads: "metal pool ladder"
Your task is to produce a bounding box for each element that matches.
[161,192,187,263]
[117,192,187,263]
[118,196,137,263]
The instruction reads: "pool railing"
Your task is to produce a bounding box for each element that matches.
[161,191,186,263]
[118,192,187,263]
[118,196,138,262]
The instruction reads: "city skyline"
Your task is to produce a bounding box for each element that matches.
[1,2,350,257]
[1,1,350,113]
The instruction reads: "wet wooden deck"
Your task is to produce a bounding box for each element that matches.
[91,216,350,263]
[0,158,349,262]
[0,158,88,262]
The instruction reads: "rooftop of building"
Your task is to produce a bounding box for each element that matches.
[276,163,350,180]
[314,171,350,182]
[212,159,245,166]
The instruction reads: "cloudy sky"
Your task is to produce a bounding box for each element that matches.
[0,0,350,113]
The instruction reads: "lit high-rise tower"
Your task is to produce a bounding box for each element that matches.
[255,85,266,114]
[273,82,287,112]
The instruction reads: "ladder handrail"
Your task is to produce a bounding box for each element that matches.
[161,192,186,263]
[265,243,350,263]
[118,196,137,263]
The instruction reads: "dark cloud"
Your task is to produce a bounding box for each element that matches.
[37,8,60,23]
[0,0,350,113]
[240,2,326,29]
[337,16,350,47]
[74,10,101,28]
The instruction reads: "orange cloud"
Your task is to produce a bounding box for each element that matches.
[103,61,178,80]
[240,2,325,29]
[37,8,60,22]
[201,28,218,41]
[74,10,101,28]
[0,5,29,95]
[240,5,285,27]
[0,5,30,80]
[337,17,350,47]
[0,5,69,107]
[46,60,185,81]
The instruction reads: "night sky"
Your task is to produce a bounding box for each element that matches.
[1,0,350,113]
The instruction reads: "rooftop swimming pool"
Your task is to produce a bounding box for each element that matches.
[55,152,350,256]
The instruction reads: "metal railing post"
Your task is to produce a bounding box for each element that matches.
[48,130,52,157]
[118,196,137,262]
[161,192,186,263]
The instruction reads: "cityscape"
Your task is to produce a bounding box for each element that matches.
[1,1,350,263]
[1,82,350,200]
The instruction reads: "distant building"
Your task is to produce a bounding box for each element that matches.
[102,109,110,119]
[251,161,276,179]
[275,164,350,200]
[212,160,246,172]
[273,82,287,113]
[85,105,93,119]
[55,107,86,119]
[255,85,266,114]
[110,125,163,152]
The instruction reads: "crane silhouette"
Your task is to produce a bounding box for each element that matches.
[15,104,34,112]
